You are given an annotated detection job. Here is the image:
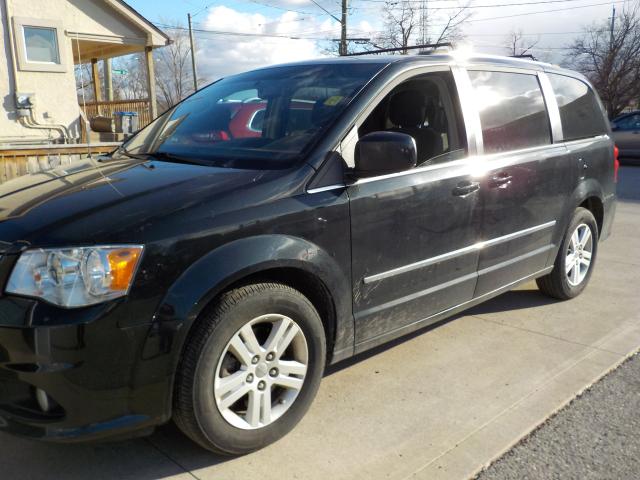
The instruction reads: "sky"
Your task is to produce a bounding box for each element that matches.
[125,0,636,81]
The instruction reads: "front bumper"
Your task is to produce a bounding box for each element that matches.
[0,292,171,442]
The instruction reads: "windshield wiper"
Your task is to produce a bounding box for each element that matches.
[144,151,213,167]
[115,147,149,161]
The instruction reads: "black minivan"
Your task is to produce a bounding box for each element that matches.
[0,54,617,454]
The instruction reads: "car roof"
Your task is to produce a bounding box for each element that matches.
[614,110,640,119]
[267,52,575,75]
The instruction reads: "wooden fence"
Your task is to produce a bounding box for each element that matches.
[0,143,120,184]
[80,99,152,129]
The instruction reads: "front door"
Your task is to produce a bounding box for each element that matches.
[348,70,482,347]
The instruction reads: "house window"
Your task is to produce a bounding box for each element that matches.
[23,26,60,64]
[23,26,60,63]
[13,17,66,73]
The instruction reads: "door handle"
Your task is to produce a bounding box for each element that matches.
[452,181,480,196]
[490,172,513,188]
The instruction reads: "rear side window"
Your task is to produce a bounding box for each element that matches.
[548,74,608,141]
[468,71,551,154]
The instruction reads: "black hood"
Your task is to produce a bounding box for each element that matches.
[0,158,304,249]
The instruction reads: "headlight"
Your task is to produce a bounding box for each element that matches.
[6,246,144,308]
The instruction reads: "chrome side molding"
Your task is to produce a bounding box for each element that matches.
[364,220,556,284]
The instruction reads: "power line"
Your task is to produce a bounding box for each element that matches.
[465,0,626,22]
[154,22,336,40]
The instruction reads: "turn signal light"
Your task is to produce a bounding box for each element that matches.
[108,248,143,291]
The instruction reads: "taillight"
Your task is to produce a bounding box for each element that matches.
[613,144,620,183]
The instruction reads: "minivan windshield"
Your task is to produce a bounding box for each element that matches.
[119,63,385,169]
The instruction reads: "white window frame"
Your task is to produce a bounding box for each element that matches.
[13,17,66,73]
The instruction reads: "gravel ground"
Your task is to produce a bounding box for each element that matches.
[477,352,640,480]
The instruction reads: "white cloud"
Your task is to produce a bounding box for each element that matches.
[195,6,339,81]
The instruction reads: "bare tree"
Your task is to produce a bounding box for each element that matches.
[372,0,470,54]
[504,29,540,57]
[376,1,417,53]
[566,6,640,118]
[111,55,149,101]
[75,63,97,102]
[154,22,198,111]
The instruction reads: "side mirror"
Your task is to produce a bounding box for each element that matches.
[354,131,417,178]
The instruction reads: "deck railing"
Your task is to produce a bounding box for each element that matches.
[0,143,120,184]
[80,99,153,129]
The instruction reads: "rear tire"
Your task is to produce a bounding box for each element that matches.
[536,207,598,300]
[173,282,326,455]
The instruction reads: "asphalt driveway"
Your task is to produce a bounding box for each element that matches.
[1,167,639,480]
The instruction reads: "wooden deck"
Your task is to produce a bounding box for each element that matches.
[80,98,153,129]
[0,143,119,184]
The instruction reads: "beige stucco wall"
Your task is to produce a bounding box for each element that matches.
[0,0,148,145]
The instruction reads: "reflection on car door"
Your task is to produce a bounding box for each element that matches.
[466,70,577,296]
[348,70,482,349]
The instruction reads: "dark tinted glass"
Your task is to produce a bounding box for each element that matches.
[469,71,551,154]
[358,71,467,166]
[548,74,608,141]
[120,63,384,169]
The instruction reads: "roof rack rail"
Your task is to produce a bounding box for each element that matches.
[510,54,537,61]
[345,43,453,57]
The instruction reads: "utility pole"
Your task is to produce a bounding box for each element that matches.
[340,0,348,56]
[308,0,347,55]
[419,0,428,53]
[609,5,616,46]
[188,13,198,92]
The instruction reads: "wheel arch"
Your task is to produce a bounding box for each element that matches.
[140,234,353,416]
[566,179,605,233]
[579,196,604,235]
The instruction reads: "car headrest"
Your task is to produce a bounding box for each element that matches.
[209,105,232,130]
[389,90,426,128]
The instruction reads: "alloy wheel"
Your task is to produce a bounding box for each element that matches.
[565,223,593,286]
[214,314,309,430]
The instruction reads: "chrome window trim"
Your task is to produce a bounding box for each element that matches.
[352,154,478,186]
[451,65,482,155]
[563,134,611,148]
[537,72,563,143]
[306,184,347,194]
[363,220,556,284]
[306,140,566,192]
[464,64,543,75]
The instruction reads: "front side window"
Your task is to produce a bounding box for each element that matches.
[121,63,384,169]
[23,26,60,63]
[358,71,467,166]
[468,71,551,154]
[548,74,608,141]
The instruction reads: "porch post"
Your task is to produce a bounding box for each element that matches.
[145,46,158,118]
[91,58,102,102]
[104,58,114,101]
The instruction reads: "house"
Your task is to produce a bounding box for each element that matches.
[0,0,170,146]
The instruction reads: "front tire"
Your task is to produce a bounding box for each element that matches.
[536,207,598,300]
[173,282,326,455]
